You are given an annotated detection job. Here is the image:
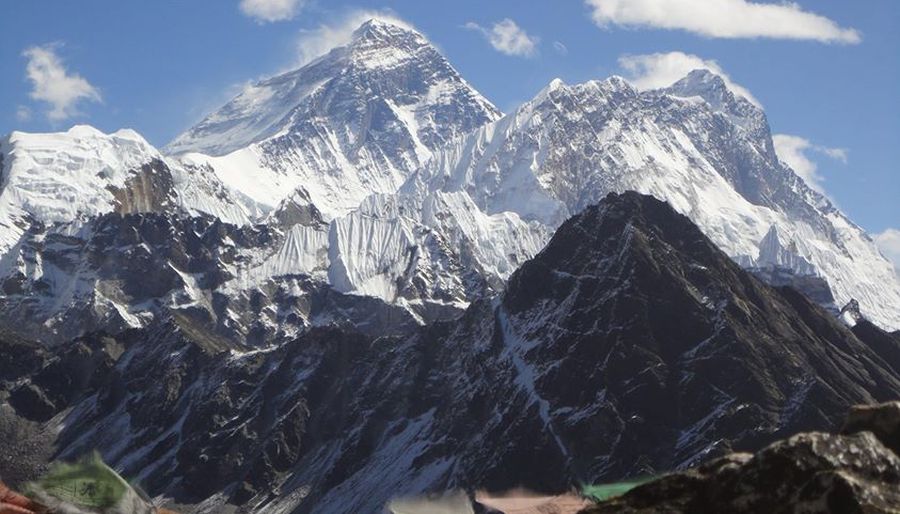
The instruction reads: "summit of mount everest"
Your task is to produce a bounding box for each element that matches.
[167,18,500,222]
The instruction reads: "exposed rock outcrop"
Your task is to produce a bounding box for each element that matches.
[583,402,900,513]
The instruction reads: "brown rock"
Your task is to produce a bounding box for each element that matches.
[582,429,900,513]
[842,401,900,456]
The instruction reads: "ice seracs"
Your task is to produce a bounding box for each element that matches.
[754,225,817,275]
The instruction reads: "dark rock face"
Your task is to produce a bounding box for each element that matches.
[584,402,900,513]
[0,210,423,348]
[852,319,900,376]
[0,330,47,385]
[842,402,900,456]
[110,159,178,215]
[492,192,900,477]
[2,193,899,513]
[7,333,121,422]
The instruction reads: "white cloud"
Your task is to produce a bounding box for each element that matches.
[875,229,900,277]
[586,0,860,43]
[15,105,31,122]
[553,41,569,56]
[464,19,539,58]
[293,11,415,67]
[239,0,306,23]
[772,134,848,193]
[820,147,848,163]
[618,51,760,106]
[22,44,101,122]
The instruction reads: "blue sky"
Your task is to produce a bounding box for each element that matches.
[1,1,897,247]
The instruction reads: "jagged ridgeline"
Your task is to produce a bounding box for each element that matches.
[0,20,897,350]
[0,16,899,514]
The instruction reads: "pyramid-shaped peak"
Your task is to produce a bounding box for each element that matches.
[341,17,442,69]
[167,15,499,158]
[350,18,425,45]
[668,69,731,99]
[355,17,417,33]
[597,75,637,95]
[682,68,727,87]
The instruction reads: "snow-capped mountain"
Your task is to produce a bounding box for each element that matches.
[378,69,900,329]
[167,18,500,223]
[0,19,504,343]
[0,126,175,252]
[1,17,898,349]
[5,193,898,512]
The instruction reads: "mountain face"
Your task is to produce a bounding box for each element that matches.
[0,126,175,252]
[0,205,440,346]
[387,69,900,330]
[3,193,898,513]
[167,18,500,222]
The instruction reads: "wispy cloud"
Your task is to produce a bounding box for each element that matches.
[553,41,569,56]
[464,19,539,58]
[15,105,32,122]
[293,10,415,67]
[22,44,101,122]
[586,0,860,43]
[772,134,848,193]
[618,51,759,106]
[239,0,306,23]
[875,229,900,277]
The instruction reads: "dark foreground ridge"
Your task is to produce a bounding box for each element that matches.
[2,192,899,512]
[583,401,900,513]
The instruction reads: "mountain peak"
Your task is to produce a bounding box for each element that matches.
[348,17,425,50]
[666,68,762,112]
[531,77,567,104]
[344,18,436,71]
[167,18,498,157]
[667,69,733,104]
[682,68,728,88]
[351,17,419,39]
[663,67,770,149]
[0,124,172,252]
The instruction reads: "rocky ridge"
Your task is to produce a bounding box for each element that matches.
[584,401,900,513]
[2,193,898,513]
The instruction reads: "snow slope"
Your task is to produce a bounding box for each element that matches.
[167,18,500,222]
[0,126,172,252]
